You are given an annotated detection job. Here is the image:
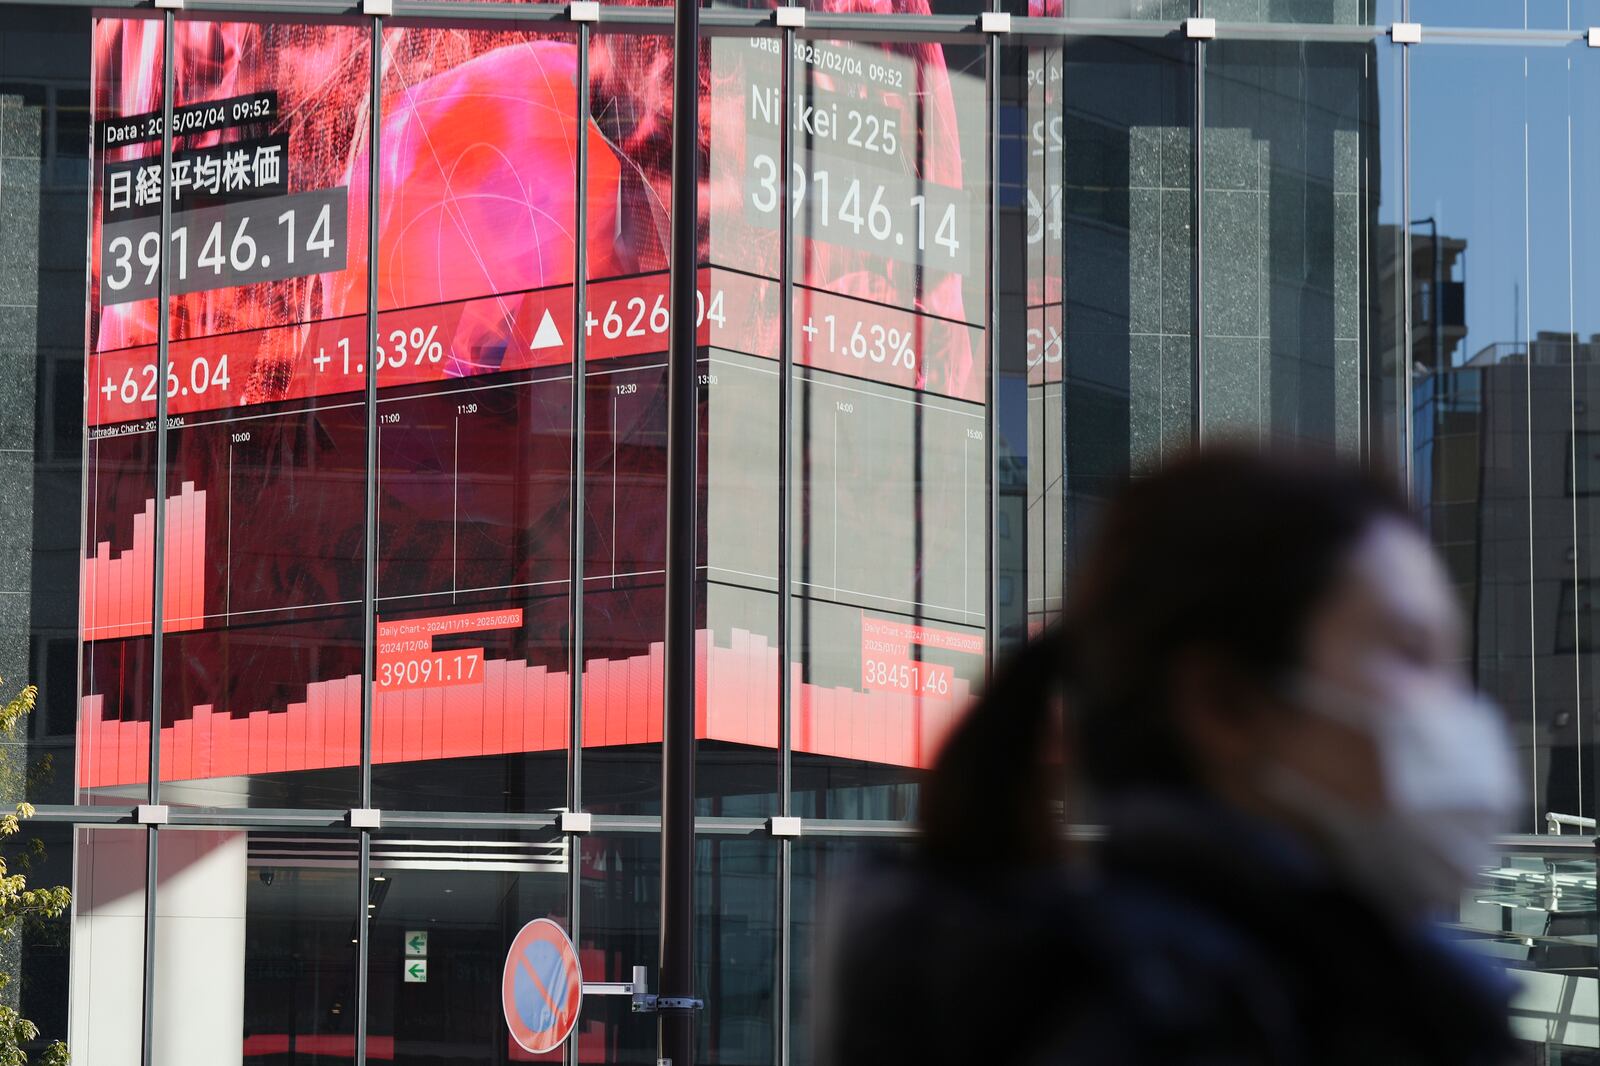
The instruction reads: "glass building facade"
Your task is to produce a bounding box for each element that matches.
[0,0,1593,1061]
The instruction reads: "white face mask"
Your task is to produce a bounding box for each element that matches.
[1264,673,1521,916]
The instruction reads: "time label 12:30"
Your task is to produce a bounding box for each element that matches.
[100,187,348,306]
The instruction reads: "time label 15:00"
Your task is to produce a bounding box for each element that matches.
[100,187,348,306]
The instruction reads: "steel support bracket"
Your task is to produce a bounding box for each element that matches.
[559,810,593,834]
[979,11,1010,33]
[1183,17,1215,39]
[633,995,705,1014]
[362,0,393,16]
[1390,22,1421,44]
[347,808,381,829]
[569,1,601,22]
[774,6,805,27]
[1588,26,1600,47]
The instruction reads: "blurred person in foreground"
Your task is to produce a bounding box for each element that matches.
[823,448,1520,1065]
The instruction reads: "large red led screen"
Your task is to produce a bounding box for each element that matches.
[81,19,988,803]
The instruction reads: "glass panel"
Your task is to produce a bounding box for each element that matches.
[997,34,1194,638]
[1410,41,1581,834]
[371,24,579,814]
[807,0,988,15]
[131,15,373,809]
[1200,34,1396,451]
[788,836,911,1066]
[1006,1,1192,20]
[4,821,70,1060]
[1205,0,1401,23]
[365,829,575,1063]
[787,38,989,821]
[700,35,782,812]
[696,836,777,1065]
[575,832,660,1064]
[151,828,360,1063]
[1411,1,1576,30]
[68,827,147,1064]
[81,13,164,805]
[0,7,91,806]
[1456,847,1598,1053]
[581,30,672,815]
[1574,23,1600,831]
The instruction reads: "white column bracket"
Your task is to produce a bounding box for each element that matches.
[347,808,381,829]
[768,816,802,838]
[134,804,169,825]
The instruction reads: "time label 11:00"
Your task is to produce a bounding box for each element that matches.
[100,187,348,306]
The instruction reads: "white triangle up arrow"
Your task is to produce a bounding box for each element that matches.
[530,309,563,351]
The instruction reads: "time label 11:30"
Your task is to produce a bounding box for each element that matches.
[100,187,348,306]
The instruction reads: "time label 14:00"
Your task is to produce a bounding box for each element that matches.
[100,187,348,306]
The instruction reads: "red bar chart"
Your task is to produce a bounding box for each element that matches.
[76,624,971,789]
[82,482,208,640]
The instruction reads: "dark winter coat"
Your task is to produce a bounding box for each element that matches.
[821,793,1517,1065]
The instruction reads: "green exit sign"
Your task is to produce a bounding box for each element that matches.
[404,960,428,983]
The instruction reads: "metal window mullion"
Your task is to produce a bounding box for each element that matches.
[139,14,177,1066]
[1057,40,1068,611]
[356,828,372,1066]
[140,823,159,1066]
[147,11,176,807]
[659,0,702,1058]
[361,15,383,816]
[564,24,590,1066]
[1400,10,1412,496]
[569,19,589,829]
[985,32,999,672]
[776,25,795,1066]
[355,16,384,1066]
[1191,35,1204,447]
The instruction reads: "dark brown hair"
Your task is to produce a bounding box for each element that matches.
[919,446,1414,869]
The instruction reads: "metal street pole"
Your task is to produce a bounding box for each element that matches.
[660,0,701,1057]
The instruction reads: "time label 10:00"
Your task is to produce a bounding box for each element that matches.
[100,188,348,306]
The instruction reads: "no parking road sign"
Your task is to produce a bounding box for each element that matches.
[502,918,583,1054]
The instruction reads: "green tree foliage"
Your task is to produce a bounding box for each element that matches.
[0,685,69,1066]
